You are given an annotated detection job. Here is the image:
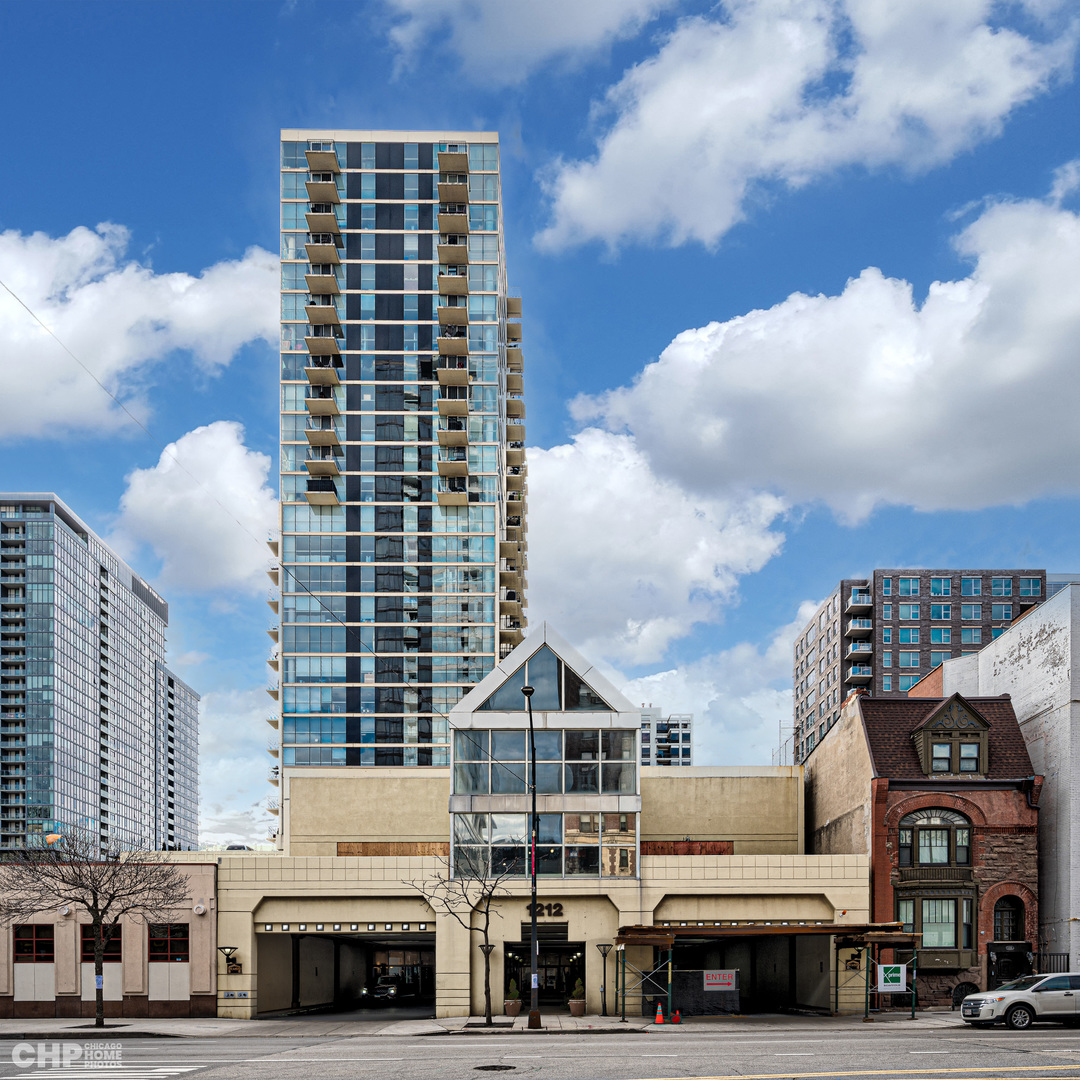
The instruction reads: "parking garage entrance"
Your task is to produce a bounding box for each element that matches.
[255,926,435,1016]
[614,923,919,1017]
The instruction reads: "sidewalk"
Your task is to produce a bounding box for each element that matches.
[0,1010,966,1040]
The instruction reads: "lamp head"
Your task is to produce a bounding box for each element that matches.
[521,685,534,699]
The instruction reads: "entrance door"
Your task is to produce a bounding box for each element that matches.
[504,943,585,1005]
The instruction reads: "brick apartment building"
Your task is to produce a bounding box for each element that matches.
[804,690,1040,1005]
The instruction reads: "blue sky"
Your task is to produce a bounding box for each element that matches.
[1,0,1079,841]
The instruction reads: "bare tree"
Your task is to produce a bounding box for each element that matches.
[0,827,191,1028]
[406,853,518,1025]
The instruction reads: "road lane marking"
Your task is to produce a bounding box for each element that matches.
[621,1065,1080,1080]
[911,1052,951,1055]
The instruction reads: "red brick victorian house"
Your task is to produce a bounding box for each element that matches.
[805,690,1041,1006]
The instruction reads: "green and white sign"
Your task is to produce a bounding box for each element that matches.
[877,964,908,992]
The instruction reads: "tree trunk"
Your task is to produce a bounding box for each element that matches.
[94,921,104,1028]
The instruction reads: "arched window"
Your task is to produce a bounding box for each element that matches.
[994,896,1024,941]
[898,808,971,867]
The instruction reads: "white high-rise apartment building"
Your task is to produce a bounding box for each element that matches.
[639,706,693,766]
[273,131,527,806]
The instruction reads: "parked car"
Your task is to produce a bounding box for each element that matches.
[961,974,1080,1029]
[361,976,417,1005]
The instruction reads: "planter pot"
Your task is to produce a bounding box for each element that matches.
[568,998,586,1017]
[504,999,522,1017]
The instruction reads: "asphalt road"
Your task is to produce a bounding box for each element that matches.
[4,1018,1080,1080]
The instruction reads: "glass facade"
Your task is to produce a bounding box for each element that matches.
[277,131,526,770]
[0,497,198,850]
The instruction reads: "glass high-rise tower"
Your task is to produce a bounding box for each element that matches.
[0,495,199,850]
[273,130,527,785]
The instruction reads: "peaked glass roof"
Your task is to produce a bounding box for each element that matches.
[477,645,612,711]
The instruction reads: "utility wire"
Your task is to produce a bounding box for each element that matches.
[0,276,521,776]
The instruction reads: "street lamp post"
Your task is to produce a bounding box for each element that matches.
[596,942,613,1016]
[522,683,541,1029]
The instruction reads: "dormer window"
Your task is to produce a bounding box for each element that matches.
[912,695,990,776]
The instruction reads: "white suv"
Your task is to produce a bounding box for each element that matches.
[962,974,1080,1029]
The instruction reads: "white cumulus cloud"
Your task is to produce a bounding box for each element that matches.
[0,223,277,437]
[526,428,786,666]
[538,0,1077,250]
[116,421,278,595]
[621,601,817,765]
[198,687,276,847]
[573,182,1080,521]
[384,0,680,84]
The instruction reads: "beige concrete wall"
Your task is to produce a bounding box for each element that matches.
[0,858,215,1013]
[803,701,875,855]
[215,851,871,1018]
[640,767,803,852]
[284,770,451,856]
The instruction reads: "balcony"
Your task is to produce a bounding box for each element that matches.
[305,418,342,447]
[437,358,469,386]
[437,450,468,477]
[438,176,469,202]
[437,330,469,357]
[438,206,469,233]
[506,446,525,468]
[304,387,340,415]
[507,322,522,343]
[305,237,341,265]
[267,685,279,701]
[507,296,522,318]
[305,449,343,477]
[500,590,523,616]
[506,345,523,373]
[305,328,342,356]
[305,269,340,294]
[305,297,342,326]
[305,174,340,203]
[438,271,468,296]
[507,422,525,442]
[846,591,873,613]
[305,204,340,234]
[305,477,339,506]
[438,478,468,506]
[506,471,525,492]
[438,302,468,326]
[506,398,526,420]
[266,626,279,642]
[268,766,280,786]
[438,418,468,447]
[437,237,469,264]
[266,796,280,815]
[897,866,973,884]
[845,642,873,661]
[305,148,339,173]
[506,372,524,394]
[305,356,343,386]
[267,565,280,586]
[438,150,469,173]
[847,664,872,682]
[438,387,469,417]
[846,618,873,638]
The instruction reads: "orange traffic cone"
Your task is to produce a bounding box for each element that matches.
[672,1009,681,1024]
[655,1002,664,1024]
